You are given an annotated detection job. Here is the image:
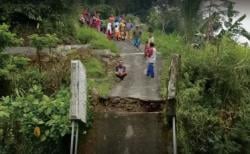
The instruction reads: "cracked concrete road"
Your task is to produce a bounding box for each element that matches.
[109,41,162,101]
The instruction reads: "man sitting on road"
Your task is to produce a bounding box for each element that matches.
[115,60,127,80]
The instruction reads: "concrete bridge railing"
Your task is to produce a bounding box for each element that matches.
[167,54,181,154]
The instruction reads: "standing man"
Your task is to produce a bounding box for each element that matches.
[146,42,157,78]
[106,20,113,40]
[132,26,142,49]
[126,20,133,40]
[120,20,126,40]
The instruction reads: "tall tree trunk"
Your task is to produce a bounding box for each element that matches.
[162,22,166,33]
[37,49,42,71]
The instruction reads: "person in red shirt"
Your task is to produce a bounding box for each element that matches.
[91,15,97,28]
[96,13,101,31]
[146,43,157,78]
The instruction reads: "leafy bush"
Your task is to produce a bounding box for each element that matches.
[0,54,33,97]
[28,33,60,69]
[153,31,250,153]
[0,24,22,52]
[176,37,250,153]
[76,26,118,53]
[0,86,71,154]
[28,33,59,50]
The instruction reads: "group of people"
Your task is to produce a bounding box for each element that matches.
[106,15,134,41]
[79,8,102,32]
[79,8,156,81]
[79,8,137,42]
[115,33,156,80]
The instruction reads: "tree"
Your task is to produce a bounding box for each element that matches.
[45,34,60,54]
[29,34,59,70]
[201,0,248,42]
[0,24,22,52]
[181,0,203,42]
[217,1,247,39]
[147,0,181,33]
[0,24,24,97]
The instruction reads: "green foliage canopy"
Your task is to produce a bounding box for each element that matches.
[0,24,22,52]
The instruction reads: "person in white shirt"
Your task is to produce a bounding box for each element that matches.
[146,42,157,78]
[106,22,113,39]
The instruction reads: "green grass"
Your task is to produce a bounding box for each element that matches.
[82,56,114,96]
[88,77,113,96]
[77,26,118,53]
[83,57,106,78]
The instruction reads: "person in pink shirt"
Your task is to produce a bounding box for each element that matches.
[96,13,101,32]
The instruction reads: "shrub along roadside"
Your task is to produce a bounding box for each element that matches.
[0,22,116,153]
[154,31,250,153]
[176,38,250,153]
[0,86,71,154]
[0,49,116,153]
[76,26,118,53]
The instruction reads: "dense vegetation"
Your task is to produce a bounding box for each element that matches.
[0,23,115,153]
[0,0,250,153]
[142,0,250,153]
[155,32,250,153]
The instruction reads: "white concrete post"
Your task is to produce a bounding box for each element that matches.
[70,60,87,123]
[69,60,87,154]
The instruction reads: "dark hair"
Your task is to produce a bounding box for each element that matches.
[150,42,155,47]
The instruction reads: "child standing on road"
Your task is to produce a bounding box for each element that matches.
[133,26,142,49]
[146,42,156,78]
[126,20,133,40]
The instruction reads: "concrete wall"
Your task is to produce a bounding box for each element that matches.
[78,112,169,154]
